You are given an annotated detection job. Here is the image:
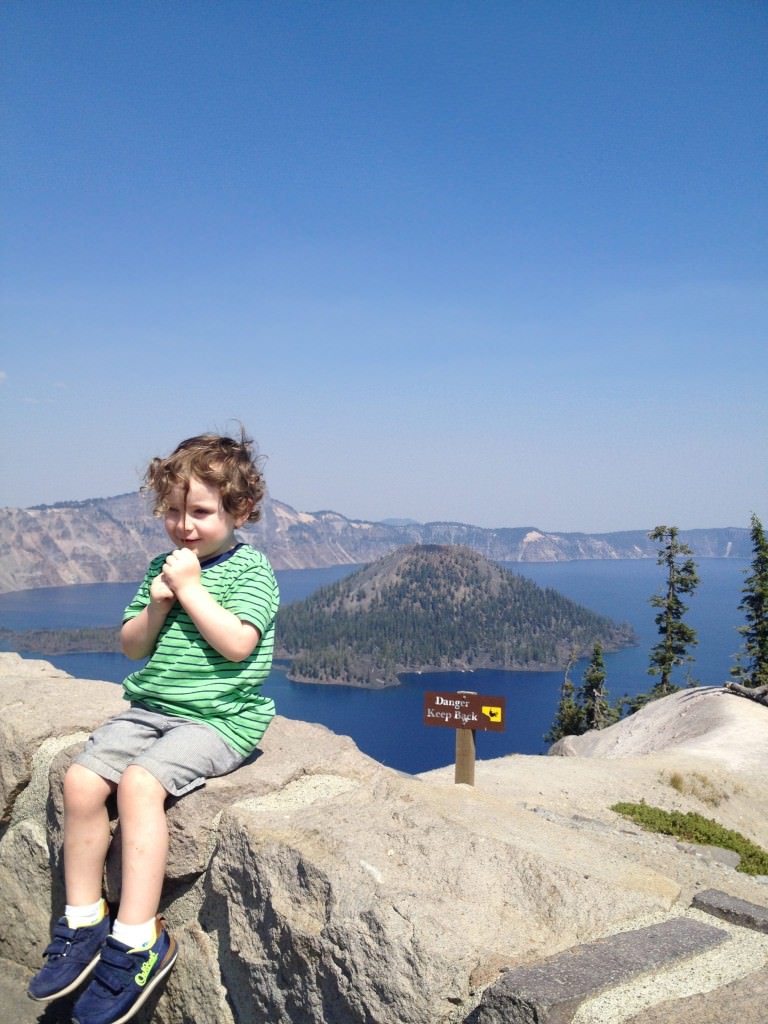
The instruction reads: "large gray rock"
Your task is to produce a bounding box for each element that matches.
[0,653,124,826]
[549,686,768,772]
[2,653,768,1023]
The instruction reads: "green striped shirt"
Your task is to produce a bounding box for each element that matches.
[122,544,279,755]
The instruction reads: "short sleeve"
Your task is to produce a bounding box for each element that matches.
[223,557,279,635]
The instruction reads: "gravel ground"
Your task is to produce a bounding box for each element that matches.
[571,907,768,1024]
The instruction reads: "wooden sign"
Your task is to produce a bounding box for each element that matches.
[423,691,506,732]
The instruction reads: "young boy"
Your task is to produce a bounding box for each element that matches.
[28,431,280,1024]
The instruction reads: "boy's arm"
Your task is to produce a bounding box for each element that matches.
[120,574,175,660]
[159,548,261,663]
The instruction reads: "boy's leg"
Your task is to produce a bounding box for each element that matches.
[28,764,115,1002]
[114,764,170,926]
[69,766,176,1024]
[63,763,116,906]
[71,718,241,1022]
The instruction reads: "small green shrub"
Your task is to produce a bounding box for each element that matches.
[611,801,768,876]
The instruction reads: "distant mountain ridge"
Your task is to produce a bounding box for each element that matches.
[0,491,751,594]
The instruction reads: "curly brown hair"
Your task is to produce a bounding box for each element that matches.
[143,429,266,524]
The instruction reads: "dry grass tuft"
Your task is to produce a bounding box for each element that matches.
[661,770,730,807]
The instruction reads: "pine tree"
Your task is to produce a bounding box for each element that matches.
[647,525,700,696]
[732,513,768,688]
[544,651,584,744]
[579,642,615,731]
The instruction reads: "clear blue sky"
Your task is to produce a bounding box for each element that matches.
[2,1,766,532]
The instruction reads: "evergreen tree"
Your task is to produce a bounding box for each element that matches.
[578,642,615,731]
[647,525,699,697]
[732,513,768,688]
[544,651,583,744]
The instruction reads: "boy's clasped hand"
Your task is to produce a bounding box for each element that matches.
[159,547,202,595]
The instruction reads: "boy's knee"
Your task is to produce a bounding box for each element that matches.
[118,764,167,803]
[63,762,113,810]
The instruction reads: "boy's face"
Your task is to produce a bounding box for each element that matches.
[163,475,246,562]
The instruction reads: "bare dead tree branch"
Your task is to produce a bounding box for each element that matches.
[724,681,768,707]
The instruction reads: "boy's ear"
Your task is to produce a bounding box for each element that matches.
[235,500,254,527]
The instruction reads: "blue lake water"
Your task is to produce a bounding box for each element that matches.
[0,558,748,774]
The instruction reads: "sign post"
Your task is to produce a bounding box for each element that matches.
[423,690,506,785]
[454,718,476,786]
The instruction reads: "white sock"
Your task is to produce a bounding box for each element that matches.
[65,898,106,928]
[111,917,156,950]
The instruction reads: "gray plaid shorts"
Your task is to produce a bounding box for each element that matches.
[74,705,246,797]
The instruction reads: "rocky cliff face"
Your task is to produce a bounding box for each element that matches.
[1,652,767,1023]
[0,492,752,593]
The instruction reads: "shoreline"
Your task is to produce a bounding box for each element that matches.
[279,652,634,689]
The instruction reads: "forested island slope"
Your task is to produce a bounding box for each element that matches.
[277,545,636,686]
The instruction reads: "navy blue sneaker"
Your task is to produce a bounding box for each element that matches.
[27,912,110,1002]
[72,918,177,1024]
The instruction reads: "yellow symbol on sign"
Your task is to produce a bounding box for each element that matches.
[482,705,502,723]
